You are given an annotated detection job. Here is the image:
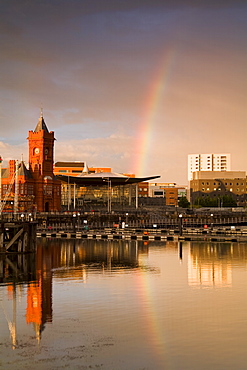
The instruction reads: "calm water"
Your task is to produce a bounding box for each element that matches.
[1,238,247,370]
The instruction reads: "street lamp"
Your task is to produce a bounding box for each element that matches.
[72,213,76,232]
[83,219,88,231]
[178,214,183,236]
[103,178,112,213]
[210,213,214,231]
[125,212,128,227]
[77,212,80,230]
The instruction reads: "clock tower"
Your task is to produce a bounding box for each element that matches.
[28,112,61,212]
[28,112,54,179]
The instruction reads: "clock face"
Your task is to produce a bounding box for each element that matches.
[34,148,40,154]
[45,148,49,155]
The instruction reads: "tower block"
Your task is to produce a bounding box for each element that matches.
[28,114,61,212]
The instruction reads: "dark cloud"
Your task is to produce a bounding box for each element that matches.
[0,0,246,182]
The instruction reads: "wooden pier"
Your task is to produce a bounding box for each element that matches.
[36,226,247,243]
[0,221,37,253]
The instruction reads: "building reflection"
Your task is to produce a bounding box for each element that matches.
[188,242,247,288]
[26,242,53,342]
[0,238,143,346]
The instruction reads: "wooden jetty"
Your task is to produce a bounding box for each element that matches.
[36,226,247,243]
[0,221,37,253]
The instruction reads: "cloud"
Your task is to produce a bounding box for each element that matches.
[0,0,246,184]
[0,141,27,165]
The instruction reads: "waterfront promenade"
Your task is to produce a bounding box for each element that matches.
[33,210,247,242]
[2,209,247,246]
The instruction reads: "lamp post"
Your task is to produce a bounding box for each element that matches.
[77,212,80,230]
[103,178,112,213]
[72,213,76,232]
[125,212,128,227]
[178,214,183,236]
[210,213,214,232]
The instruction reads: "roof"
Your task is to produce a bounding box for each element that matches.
[1,161,33,179]
[34,114,49,133]
[18,161,33,178]
[1,168,9,179]
[56,173,160,186]
[77,171,127,178]
[55,162,85,168]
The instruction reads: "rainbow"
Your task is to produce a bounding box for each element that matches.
[134,261,170,367]
[134,50,176,177]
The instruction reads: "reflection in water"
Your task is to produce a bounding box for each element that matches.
[0,238,155,347]
[188,242,247,288]
[1,239,247,369]
[26,242,53,343]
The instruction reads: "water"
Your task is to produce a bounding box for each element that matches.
[1,238,247,370]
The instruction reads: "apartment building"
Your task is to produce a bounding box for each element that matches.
[188,153,231,181]
[190,171,247,206]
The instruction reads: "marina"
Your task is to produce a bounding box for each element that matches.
[1,238,247,369]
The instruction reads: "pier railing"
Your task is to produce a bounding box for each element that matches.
[34,212,247,232]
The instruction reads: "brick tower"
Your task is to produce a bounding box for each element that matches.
[28,112,61,212]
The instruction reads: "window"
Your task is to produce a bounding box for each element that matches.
[154,191,164,196]
[2,184,8,195]
[20,184,24,195]
[28,185,33,195]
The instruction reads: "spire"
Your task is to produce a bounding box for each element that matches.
[82,162,90,174]
[18,160,32,178]
[34,110,49,133]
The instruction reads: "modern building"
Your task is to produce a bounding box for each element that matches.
[137,182,149,198]
[188,153,231,181]
[56,171,160,211]
[0,113,61,213]
[190,171,247,206]
[148,183,188,206]
[54,162,111,177]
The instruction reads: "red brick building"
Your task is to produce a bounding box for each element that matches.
[0,113,61,213]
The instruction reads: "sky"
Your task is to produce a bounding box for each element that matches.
[0,0,246,184]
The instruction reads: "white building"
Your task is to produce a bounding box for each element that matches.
[188,153,231,181]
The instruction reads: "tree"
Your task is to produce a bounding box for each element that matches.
[221,195,237,207]
[194,194,237,207]
[178,196,190,208]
